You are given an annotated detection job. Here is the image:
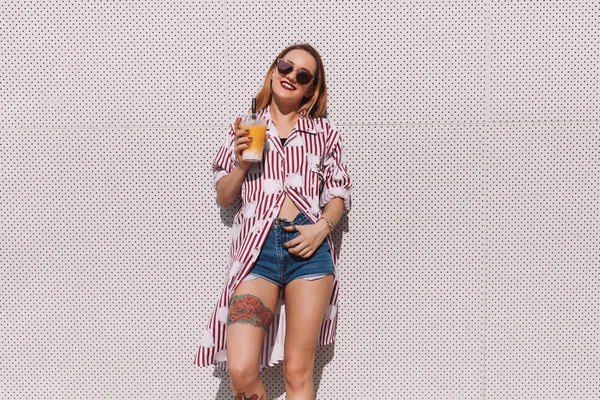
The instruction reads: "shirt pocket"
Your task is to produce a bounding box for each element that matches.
[308,165,325,196]
[303,152,323,198]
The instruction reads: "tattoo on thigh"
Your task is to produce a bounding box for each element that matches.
[228,294,274,330]
[235,392,264,400]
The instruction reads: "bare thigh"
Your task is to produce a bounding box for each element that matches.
[226,278,280,366]
[283,275,334,357]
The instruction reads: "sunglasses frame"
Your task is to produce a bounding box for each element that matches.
[275,58,315,85]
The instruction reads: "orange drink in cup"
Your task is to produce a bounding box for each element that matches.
[240,114,267,162]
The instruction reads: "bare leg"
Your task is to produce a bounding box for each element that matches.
[283,275,334,400]
[227,278,280,400]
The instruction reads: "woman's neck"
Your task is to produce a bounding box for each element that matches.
[269,99,300,125]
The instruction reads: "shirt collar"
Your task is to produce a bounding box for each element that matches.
[259,104,319,135]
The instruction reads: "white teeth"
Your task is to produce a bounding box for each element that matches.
[281,82,295,90]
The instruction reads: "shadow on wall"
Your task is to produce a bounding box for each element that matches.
[212,344,335,399]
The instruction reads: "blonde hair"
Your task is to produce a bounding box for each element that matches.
[253,43,327,118]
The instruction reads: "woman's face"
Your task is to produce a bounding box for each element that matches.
[271,49,317,105]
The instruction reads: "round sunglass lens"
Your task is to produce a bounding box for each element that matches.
[297,71,312,85]
[277,60,293,74]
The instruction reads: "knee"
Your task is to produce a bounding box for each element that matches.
[284,353,314,390]
[228,358,260,390]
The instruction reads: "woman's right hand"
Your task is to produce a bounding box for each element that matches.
[233,117,252,171]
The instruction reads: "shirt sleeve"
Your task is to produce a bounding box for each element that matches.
[319,123,352,212]
[211,122,237,190]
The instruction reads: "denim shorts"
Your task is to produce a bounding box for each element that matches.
[242,212,336,287]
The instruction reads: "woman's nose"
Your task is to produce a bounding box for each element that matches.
[286,70,298,83]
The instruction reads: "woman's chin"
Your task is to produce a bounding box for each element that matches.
[272,91,302,104]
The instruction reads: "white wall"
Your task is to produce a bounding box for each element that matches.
[2,1,598,399]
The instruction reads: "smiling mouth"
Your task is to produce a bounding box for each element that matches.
[281,81,296,91]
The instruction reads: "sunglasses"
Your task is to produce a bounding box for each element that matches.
[276,58,315,85]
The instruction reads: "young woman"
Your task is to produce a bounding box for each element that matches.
[195,43,352,400]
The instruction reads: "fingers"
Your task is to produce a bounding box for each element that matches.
[232,120,252,165]
[301,249,314,258]
[283,226,303,249]
[287,244,306,257]
[234,117,248,140]
[235,132,251,151]
[284,235,315,258]
[234,127,251,145]
[289,244,313,258]
[283,224,301,240]
[283,236,299,248]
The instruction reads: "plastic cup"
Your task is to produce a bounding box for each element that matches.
[240,114,267,162]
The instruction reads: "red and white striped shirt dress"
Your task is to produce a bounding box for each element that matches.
[194,105,352,371]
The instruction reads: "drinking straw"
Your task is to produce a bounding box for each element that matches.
[252,98,256,120]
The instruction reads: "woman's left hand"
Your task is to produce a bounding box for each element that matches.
[283,220,329,258]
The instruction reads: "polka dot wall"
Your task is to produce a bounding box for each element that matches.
[1,1,598,399]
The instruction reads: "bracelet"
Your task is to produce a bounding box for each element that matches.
[317,216,334,233]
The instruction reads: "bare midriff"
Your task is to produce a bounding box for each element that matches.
[277,194,301,221]
[273,120,302,221]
